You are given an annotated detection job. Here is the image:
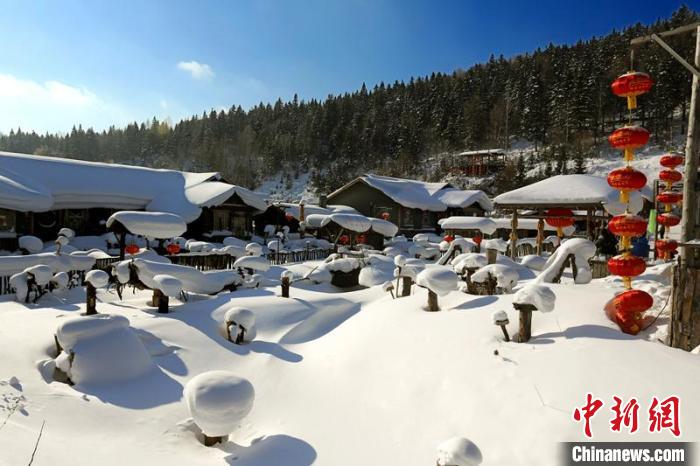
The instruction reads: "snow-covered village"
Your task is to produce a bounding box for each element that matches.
[2,2,700,466]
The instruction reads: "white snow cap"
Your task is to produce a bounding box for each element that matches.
[520,254,547,271]
[492,310,509,324]
[184,371,255,437]
[245,242,263,256]
[416,267,459,296]
[328,213,372,233]
[234,255,270,272]
[394,254,407,267]
[382,281,394,291]
[85,269,110,288]
[152,274,183,297]
[471,264,519,292]
[452,253,487,272]
[55,235,70,247]
[224,307,257,342]
[24,264,53,286]
[186,240,214,253]
[106,211,187,239]
[436,437,483,466]
[438,216,497,235]
[369,217,398,237]
[280,270,294,280]
[51,272,69,289]
[58,227,76,238]
[19,236,43,254]
[513,284,556,312]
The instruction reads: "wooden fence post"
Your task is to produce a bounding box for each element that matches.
[86,282,97,315]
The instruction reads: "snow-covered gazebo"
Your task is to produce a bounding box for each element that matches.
[493,174,652,256]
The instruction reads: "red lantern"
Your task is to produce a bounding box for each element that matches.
[655,239,678,259]
[473,235,483,245]
[443,235,454,243]
[609,126,650,161]
[545,208,574,237]
[613,289,653,315]
[608,214,647,238]
[166,243,181,255]
[285,212,294,222]
[656,191,682,205]
[356,234,367,244]
[607,255,646,277]
[659,169,682,183]
[660,153,684,169]
[381,211,390,221]
[657,213,681,227]
[339,234,350,245]
[607,166,647,191]
[611,72,653,110]
[125,244,139,255]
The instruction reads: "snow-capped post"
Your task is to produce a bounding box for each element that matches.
[509,209,518,259]
[280,270,293,298]
[184,371,255,446]
[151,275,182,314]
[492,310,510,342]
[486,248,497,265]
[436,437,483,466]
[512,284,556,342]
[416,268,459,312]
[84,270,109,315]
[224,307,257,344]
[382,280,395,299]
[394,255,410,296]
[536,218,545,255]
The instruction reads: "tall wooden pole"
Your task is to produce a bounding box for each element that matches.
[680,25,700,268]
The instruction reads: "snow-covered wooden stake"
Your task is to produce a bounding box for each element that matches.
[427,290,439,312]
[513,303,535,342]
[382,281,395,299]
[509,209,519,259]
[492,310,510,342]
[280,271,293,298]
[486,248,497,265]
[401,277,412,297]
[86,282,97,315]
[153,289,169,313]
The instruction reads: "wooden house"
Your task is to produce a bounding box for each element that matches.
[450,149,507,177]
[326,174,492,235]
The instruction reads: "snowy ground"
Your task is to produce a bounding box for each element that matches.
[1,261,698,466]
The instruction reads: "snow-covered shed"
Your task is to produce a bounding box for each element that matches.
[326,174,492,234]
[0,151,267,243]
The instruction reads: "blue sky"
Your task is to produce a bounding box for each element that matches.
[0,0,696,133]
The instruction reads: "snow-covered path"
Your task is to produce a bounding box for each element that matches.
[0,264,698,466]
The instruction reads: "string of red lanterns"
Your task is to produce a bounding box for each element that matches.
[606,71,654,335]
[655,151,685,260]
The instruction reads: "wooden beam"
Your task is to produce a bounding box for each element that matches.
[630,22,700,46]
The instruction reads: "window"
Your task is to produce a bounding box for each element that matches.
[0,209,15,231]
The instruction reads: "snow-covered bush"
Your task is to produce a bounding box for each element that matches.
[520,254,547,271]
[245,242,263,256]
[471,264,519,294]
[416,267,459,311]
[184,371,255,445]
[224,307,257,343]
[452,253,488,275]
[233,255,270,273]
[358,255,394,287]
[54,314,154,385]
[436,437,483,466]
[535,238,596,284]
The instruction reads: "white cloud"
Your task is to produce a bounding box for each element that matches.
[177,60,214,80]
[0,73,132,134]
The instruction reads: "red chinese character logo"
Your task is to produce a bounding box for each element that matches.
[610,396,639,433]
[648,396,681,437]
[573,393,603,438]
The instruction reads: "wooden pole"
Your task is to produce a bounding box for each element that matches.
[401,277,412,297]
[509,209,518,259]
[155,290,169,314]
[118,231,126,261]
[514,303,536,342]
[86,282,97,315]
[427,290,439,312]
[536,218,544,256]
[281,276,290,298]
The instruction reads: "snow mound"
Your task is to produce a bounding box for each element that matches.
[369,217,398,237]
[184,371,255,437]
[328,213,372,233]
[482,238,508,252]
[436,436,483,466]
[152,274,183,297]
[358,256,395,287]
[25,264,53,285]
[224,307,257,342]
[471,264,519,292]
[18,235,43,254]
[416,267,459,296]
[513,284,556,312]
[536,238,596,284]
[234,255,270,272]
[129,259,242,294]
[452,253,487,273]
[438,216,497,235]
[520,254,547,271]
[106,211,187,239]
[55,314,154,385]
[245,243,263,256]
[492,310,509,324]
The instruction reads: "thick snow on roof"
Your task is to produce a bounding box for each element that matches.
[494,174,652,208]
[369,218,399,237]
[435,188,493,211]
[438,216,497,234]
[356,174,449,211]
[277,203,333,221]
[328,213,372,233]
[0,151,264,222]
[106,211,187,239]
[490,217,575,235]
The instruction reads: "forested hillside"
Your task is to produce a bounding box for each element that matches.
[1,6,697,196]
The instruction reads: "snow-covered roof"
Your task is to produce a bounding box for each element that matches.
[491,217,575,235]
[458,148,505,156]
[330,174,492,213]
[438,216,498,234]
[435,188,493,211]
[0,151,266,222]
[493,174,652,208]
[277,203,333,221]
